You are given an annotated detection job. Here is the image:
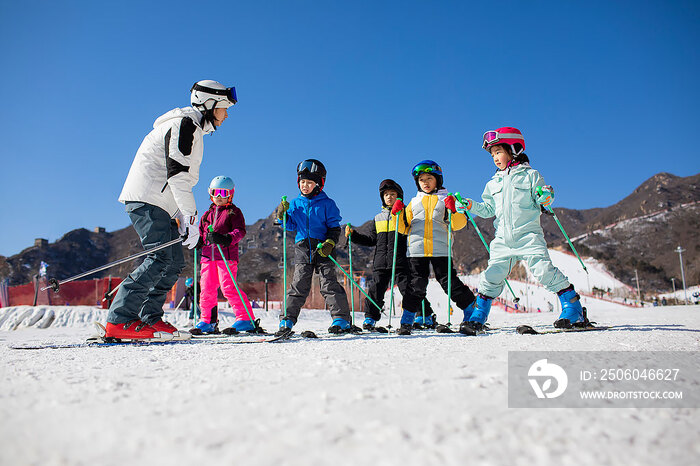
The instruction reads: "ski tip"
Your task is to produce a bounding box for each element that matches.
[94,322,107,337]
[300,330,318,339]
[435,324,455,333]
[516,325,539,335]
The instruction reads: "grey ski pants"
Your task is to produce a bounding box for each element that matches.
[282,256,351,324]
[107,202,185,325]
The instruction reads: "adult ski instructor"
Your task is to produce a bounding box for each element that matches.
[105,80,237,341]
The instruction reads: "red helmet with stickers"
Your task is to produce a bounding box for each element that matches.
[482,127,525,155]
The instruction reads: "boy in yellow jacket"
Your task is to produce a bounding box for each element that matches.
[392,160,476,335]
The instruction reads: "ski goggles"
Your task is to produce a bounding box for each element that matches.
[297,160,322,174]
[411,163,442,177]
[191,83,238,105]
[210,188,233,198]
[482,130,524,149]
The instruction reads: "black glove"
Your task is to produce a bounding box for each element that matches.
[207,231,232,246]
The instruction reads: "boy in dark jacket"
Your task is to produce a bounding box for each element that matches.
[275,159,353,335]
[346,179,436,331]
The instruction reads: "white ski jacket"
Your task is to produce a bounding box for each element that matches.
[118,107,214,218]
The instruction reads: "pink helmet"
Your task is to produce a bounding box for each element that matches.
[482,127,525,155]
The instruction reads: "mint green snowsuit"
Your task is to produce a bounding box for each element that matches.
[470,163,570,299]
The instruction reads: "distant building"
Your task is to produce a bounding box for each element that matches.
[94,227,106,234]
[34,238,48,248]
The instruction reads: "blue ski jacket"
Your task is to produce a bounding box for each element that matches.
[285,191,342,245]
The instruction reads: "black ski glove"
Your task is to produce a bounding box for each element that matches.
[207,231,232,246]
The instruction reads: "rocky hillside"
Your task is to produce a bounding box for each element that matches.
[1,172,698,292]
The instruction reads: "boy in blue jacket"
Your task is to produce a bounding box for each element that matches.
[275,159,353,335]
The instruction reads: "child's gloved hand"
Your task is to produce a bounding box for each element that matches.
[276,199,290,220]
[317,239,336,257]
[461,198,473,210]
[444,195,457,213]
[536,186,554,207]
[391,199,405,215]
[345,224,353,238]
[207,231,232,246]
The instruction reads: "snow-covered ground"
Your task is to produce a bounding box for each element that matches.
[1,299,699,466]
[1,253,698,465]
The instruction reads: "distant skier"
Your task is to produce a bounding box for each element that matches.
[392,161,477,335]
[274,159,353,335]
[345,179,437,331]
[106,80,237,341]
[461,127,589,333]
[190,176,261,335]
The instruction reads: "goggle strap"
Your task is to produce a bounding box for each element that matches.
[191,83,237,103]
[483,131,524,143]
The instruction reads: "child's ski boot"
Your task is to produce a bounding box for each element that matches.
[189,320,219,336]
[397,310,415,336]
[362,317,377,330]
[275,319,294,337]
[329,318,359,334]
[460,295,491,335]
[555,287,586,328]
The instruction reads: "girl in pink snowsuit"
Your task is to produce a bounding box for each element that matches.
[192,176,258,335]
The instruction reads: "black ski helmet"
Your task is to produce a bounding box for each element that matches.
[378,179,404,206]
[297,159,326,195]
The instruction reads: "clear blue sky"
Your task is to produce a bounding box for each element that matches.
[1,0,698,257]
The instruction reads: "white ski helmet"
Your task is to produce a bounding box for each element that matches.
[190,80,237,111]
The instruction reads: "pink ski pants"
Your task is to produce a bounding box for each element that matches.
[199,259,254,323]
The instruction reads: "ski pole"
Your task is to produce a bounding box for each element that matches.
[454,192,519,303]
[388,203,402,329]
[347,223,354,326]
[535,187,588,273]
[102,279,122,302]
[207,226,256,323]
[447,195,453,326]
[282,196,288,319]
[317,243,384,313]
[193,248,200,320]
[43,237,184,292]
[174,294,186,310]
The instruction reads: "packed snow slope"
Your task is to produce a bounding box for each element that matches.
[1,300,699,466]
[1,252,697,465]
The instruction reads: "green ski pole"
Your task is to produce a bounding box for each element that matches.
[282,196,288,320]
[536,187,588,273]
[388,202,402,329]
[317,243,384,313]
[207,226,256,323]
[454,192,519,303]
[447,195,453,326]
[347,223,354,326]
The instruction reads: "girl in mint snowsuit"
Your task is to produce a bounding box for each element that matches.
[460,127,586,332]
